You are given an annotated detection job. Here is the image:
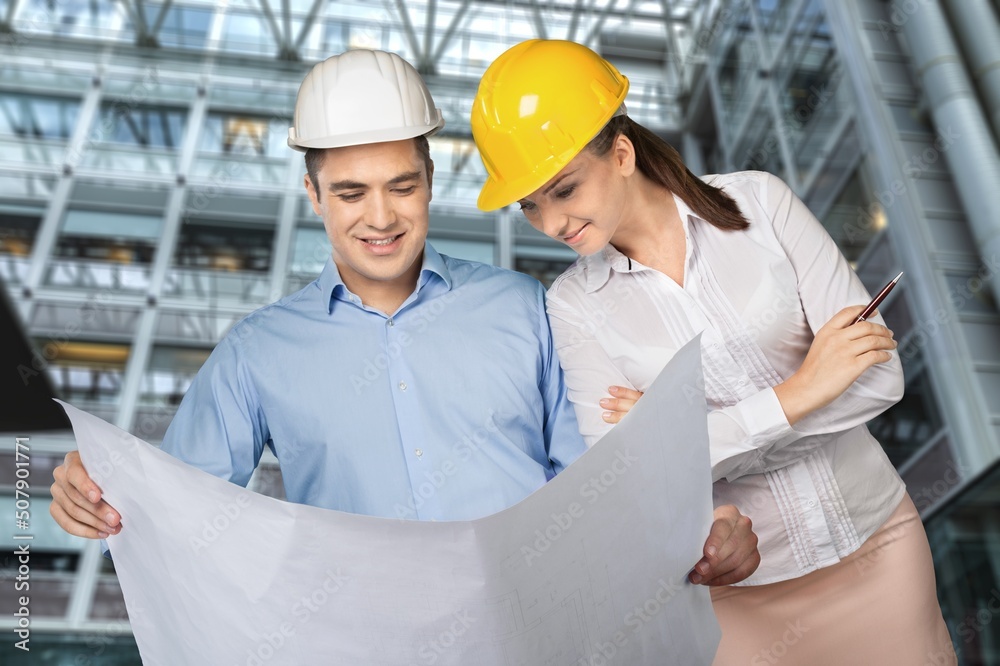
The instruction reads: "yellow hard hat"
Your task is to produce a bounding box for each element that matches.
[471,40,629,211]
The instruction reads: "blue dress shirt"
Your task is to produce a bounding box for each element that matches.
[160,243,586,521]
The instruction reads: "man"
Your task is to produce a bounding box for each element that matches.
[50,49,759,586]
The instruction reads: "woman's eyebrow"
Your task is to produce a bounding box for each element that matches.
[542,169,579,196]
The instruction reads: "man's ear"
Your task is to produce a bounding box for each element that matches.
[613,134,636,178]
[426,159,435,202]
[304,173,322,216]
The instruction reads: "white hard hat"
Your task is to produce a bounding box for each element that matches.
[288,49,445,152]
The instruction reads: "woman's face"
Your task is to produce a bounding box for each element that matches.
[516,137,632,257]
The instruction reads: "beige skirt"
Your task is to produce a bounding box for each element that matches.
[709,493,955,665]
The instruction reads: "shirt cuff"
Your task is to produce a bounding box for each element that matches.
[739,387,794,445]
[710,387,795,477]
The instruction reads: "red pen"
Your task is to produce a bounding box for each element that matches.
[853,271,903,324]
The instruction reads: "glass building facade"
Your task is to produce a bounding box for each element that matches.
[1,0,998,663]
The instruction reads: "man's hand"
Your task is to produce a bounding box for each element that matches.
[50,451,123,539]
[690,505,759,586]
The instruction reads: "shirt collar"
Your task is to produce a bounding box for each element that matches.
[583,192,695,294]
[318,241,453,314]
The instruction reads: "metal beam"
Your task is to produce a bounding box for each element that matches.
[567,0,586,42]
[4,0,21,27]
[255,0,287,58]
[292,0,327,52]
[430,0,473,66]
[281,0,292,54]
[268,155,307,302]
[149,0,174,41]
[529,0,548,39]
[659,0,685,89]
[65,541,103,628]
[23,79,104,304]
[391,0,424,63]
[475,0,682,23]
[584,0,640,47]
[496,207,513,269]
[422,0,437,71]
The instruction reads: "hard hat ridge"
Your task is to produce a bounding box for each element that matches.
[288,49,445,152]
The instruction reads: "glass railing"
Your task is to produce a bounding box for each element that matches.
[43,258,151,293]
[0,135,69,169]
[189,155,288,187]
[0,255,30,285]
[161,266,271,304]
[78,145,178,178]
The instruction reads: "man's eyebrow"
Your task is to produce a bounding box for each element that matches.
[387,171,422,185]
[328,180,367,191]
[542,169,579,196]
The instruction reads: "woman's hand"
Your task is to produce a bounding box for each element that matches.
[599,386,644,424]
[774,305,897,425]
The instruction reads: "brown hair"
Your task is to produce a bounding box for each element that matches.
[587,116,749,231]
[305,135,433,200]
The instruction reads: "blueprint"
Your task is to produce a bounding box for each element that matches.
[61,337,720,665]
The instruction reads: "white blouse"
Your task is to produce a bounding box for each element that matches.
[546,171,906,586]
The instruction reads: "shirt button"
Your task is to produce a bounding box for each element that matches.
[399,381,407,391]
[415,448,423,457]
[806,499,816,508]
[387,319,394,327]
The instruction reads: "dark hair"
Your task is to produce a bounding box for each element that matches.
[304,135,433,199]
[587,116,749,231]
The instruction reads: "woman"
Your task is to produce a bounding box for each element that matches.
[471,39,954,664]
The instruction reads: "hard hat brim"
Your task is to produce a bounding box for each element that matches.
[288,117,444,152]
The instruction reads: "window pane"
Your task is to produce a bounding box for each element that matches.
[154,4,213,49]
[290,226,331,276]
[62,210,163,241]
[0,92,80,140]
[199,113,290,157]
[94,103,187,149]
[173,222,274,272]
[925,463,1000,666]
[431,239,494,265]
[38,340,130,405]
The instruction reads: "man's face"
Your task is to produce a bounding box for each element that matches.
[305,139,432,298]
